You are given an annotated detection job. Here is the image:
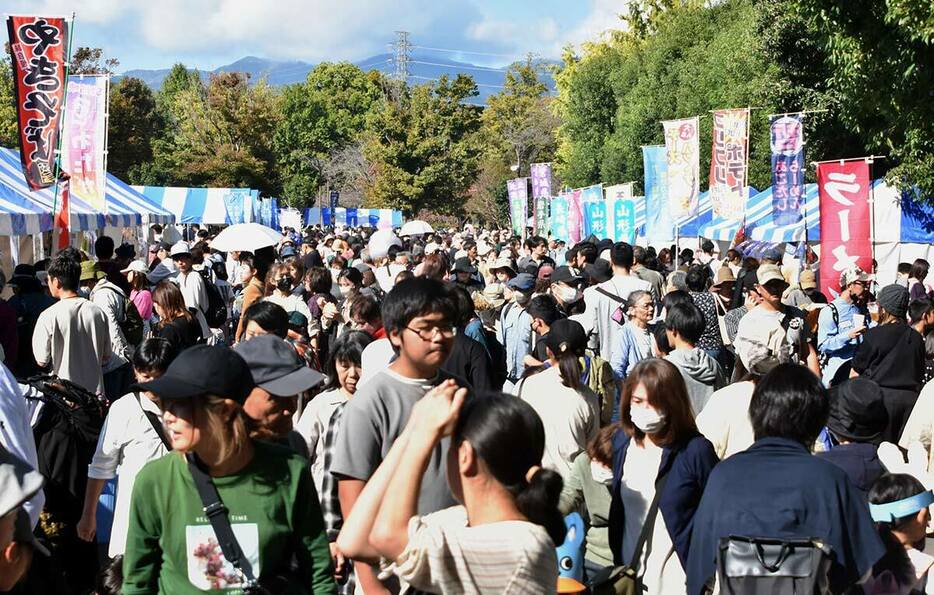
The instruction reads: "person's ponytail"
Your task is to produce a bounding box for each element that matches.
[453,394,567,546]
[515,466,566,546]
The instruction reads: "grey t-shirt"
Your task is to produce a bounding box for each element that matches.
[330,368,467,515]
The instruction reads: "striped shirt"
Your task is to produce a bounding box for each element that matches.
[384,506,558,594]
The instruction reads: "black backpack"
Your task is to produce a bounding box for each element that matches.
[100,285,144,347]
[197,268,228,328]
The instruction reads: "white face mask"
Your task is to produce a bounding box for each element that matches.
[339,285,352,297]
[590,461,613,484]
[557,285,582,304]
[629,405,666,434]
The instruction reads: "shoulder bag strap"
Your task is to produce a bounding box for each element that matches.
[136,394,172,451]
[628,463,673,571]
[186,454,259,586]
[595,286,625,303]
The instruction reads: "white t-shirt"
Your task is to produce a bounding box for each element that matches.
[87,392,169,557]
[32,296,111,395]
[358,338,396,387]
[517,366,600,479]
[384,505,558,595]
[0,364,44,527]
[620,440,686,594]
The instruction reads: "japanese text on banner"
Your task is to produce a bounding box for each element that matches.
[530,163,552,199]
[550,195,569,242]
[62,75,108,211]
[567,189,583,244]
[534,197,549,236]
[507,178,528,237]
[709,108,749,220]
[817,160,872,296]
[663,117,700,220]
[770,115,805,227]
[604,183,634,201]
[7,16,70,190]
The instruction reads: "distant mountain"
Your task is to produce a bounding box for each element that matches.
[117,54,557,103]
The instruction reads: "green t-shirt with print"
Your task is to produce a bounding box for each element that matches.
[122,440,335,594]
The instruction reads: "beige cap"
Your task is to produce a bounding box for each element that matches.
[799,269,817,290]
[756,264,786,286]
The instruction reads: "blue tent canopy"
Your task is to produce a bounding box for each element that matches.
[132,186,257,225]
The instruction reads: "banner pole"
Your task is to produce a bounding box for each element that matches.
[868,158,876,273]
[50,12,76,247]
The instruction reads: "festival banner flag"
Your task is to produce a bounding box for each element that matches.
[604,183,634,201]
[663,117,700,220]
[7,16,70,190]
[608,197,637,244]
[581,184,605,239]
[530,163,553,199]
[770,114,806,227]
[534,197,549,236]
[507,178,528,237]
[329,190,339,212]
[817,160,872,296]
[550,194,569,242]
[346,208,358,227]
[61,75,107,212]
[55,179,70,249]
[567,189,583,244]
[643,146,673,243]
[709,108,750,220]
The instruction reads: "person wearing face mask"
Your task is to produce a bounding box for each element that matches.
[550,266,586,317]
[263,264,314,338]
[560,425,616,579]
[609,358,718,595]
[497,273,536,389]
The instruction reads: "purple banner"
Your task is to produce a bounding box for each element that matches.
[770,115,805,227]
[530,163,552,199]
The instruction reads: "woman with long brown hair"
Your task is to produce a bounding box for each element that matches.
[152,281,203,353]
[122,345,335,593]
[608,358,718,594]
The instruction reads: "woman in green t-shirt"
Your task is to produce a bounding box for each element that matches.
[122,344,335,595]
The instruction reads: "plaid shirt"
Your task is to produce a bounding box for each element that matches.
[320,402,356,594]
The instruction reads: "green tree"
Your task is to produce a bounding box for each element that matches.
[107,77,164,182]
[166,72,281,193]
[0,55,16,148]
[789,0,934,195]
[273,62,384,206]
[363,75,482,215]
[70,47,119,75]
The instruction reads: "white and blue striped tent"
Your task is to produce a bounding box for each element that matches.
[303,207,403,228]
[692,187,765,241]
[131,186,258,225]
[0,182,52,235]
[746,184,821,243]
[0,148,175,230]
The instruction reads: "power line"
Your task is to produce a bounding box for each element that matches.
[410,59,507,72]
[411,44,518,59]
[408,74,504,89]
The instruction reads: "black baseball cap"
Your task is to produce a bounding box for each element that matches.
[545,318,588,356]
[135,345,255,404]
[234,335,324,396]
[551,266,584,286]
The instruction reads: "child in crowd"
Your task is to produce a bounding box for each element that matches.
[664,300,726,414]
[338,388,562,594]
[329,277,466,593]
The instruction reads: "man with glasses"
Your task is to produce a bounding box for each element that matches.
[331,277,470,594]
[817,267,873,387]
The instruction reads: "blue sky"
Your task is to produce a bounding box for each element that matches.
[2,0,626,71]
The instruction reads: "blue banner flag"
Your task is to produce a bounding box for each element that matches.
[610,198,636,244]
[643,146,673,243]
[770,115,805,227]
[550,195,569,242]
[583,200,607,239]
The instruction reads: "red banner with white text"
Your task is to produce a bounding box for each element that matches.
[7,16,70,190]
[817,160,872,296]
[55,179,70,249]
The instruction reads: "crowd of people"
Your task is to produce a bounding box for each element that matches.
[2,224,934,594]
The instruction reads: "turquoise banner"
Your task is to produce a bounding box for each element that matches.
[550,195,569,242]
[643,145,673,243]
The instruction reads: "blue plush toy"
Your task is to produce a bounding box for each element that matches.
[556,512,585,582]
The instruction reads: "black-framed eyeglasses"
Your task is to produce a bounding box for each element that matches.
[405,325,457,341]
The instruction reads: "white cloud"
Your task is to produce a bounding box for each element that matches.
[554,0,631,53]
[16,0,129,25]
